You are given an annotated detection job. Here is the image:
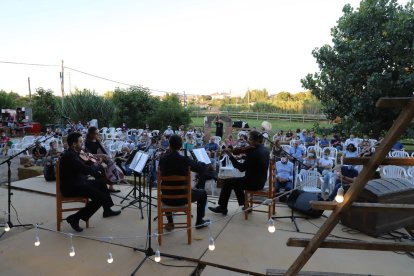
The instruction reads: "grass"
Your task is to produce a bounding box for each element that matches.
[190,117,330,133]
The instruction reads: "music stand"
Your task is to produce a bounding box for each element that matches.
[121,151,150,219]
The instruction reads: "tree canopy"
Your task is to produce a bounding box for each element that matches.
[301,0,414,137]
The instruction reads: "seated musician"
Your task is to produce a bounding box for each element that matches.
[114,146,132,176]
[209,131,270,215]
[60,132,121,232]
[159,135,210,230]
[275,156,294,193]
[85,126,120,193]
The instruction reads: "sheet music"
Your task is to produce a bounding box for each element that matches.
[129,151,150,173]
[191,148,211,164]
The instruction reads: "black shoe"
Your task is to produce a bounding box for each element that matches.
[67,215,83,232]
[195,219,210,230]
[103,209,121,218]
[208,206,228,215]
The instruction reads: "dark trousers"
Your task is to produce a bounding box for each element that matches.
[163,188,207,224]
[218,177,261,209]
[62,179,114,221]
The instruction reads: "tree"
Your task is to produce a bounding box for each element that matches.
[301,0,414,137]
[63,89,114,127]
[111,86,158,128]
[147,94,191,130]
[31,88,60,128]
[0,90,26,109]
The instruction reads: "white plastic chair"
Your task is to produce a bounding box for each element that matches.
[211,136,221,145]
[306,146,322,158]
[407,167,414,185]
[298,170,322,193]
[412,152,414,158]
[382,165,408,180]
[390,150,409,158]
[218,155,235,178]
[323,147,338,165]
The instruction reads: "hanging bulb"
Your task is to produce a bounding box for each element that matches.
[154,249,161,262]
[34,236,40,247]
[107,252,113,264]
[4,222,10,232]
[208,237,215,251]
[335,187,344,203]
[267,218,276,233]
[69,245,75,257]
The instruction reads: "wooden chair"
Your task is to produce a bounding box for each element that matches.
[55,159,90,231]
[244,160,276,220]
[157,167,192,245]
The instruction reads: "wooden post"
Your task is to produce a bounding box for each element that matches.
[285,96,414,275]
[27,77,31,103]
[60,60,64,111]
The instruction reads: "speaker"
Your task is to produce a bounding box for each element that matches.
[287,190,324,218]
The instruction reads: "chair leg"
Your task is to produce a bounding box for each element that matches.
[158,211,163,246]
[57,202,62,231]
[187,210,192,245]
[244,191,249,220]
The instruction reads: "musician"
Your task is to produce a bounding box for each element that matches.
[85,126,119,193]
[60,132,121,232]
[159,135,210,230]
[209,130,270,215]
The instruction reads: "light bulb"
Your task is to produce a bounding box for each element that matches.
[69,246,75,257]
[4,222,10,232]
[208,237,215,251]
[154,249,161,262]
[107,252,113,264]
[335,187,344,203]
[34,236,40,247]
[267,218,276,233]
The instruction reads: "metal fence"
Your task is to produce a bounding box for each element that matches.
[190,111,328,123]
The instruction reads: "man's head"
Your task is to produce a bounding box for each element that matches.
[169,135,183,151]
[248,130,263,146]
[281,156,288,164]
[67,132,83,152]
[210,137,215,143]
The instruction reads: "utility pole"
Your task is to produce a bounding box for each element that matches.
[27,77,32,103]
[60,60,64,111]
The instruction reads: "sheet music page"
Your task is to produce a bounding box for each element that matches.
[129,151,143,171]
[192,148,211,164]
[134,152,149,173]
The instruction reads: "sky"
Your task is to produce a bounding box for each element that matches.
[0,0,404,97]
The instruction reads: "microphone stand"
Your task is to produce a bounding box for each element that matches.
[0,134,55,236]
[261,134,309,232]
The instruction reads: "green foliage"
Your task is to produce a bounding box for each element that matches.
[0,90,26,108]
[251,102,275,112]
[302,0,414,137]
[31,88,60,127]
[111,86,158,128]
[147,94,191,130]
[244,89,269,102]
[63,89,114,127]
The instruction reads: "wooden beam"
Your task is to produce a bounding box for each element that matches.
[287,238,414,252]
[343,157,414,166]
[286,96,414,276]
[311,201,414,212]
[376,97,411,108]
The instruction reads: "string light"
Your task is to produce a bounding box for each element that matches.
[69,234,75,257]
[267,218,276,233]
[208,237,215,251]
[154,249,161,262]
[335,187,344,203]
[107,237,113,264]
[4,222,11,232]
[34,224,40,247]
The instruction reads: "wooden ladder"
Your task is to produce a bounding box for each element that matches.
[283,96,414,275]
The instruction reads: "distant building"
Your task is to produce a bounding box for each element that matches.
[210,92,231,100]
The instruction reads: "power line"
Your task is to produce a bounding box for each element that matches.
[0,60,59,67]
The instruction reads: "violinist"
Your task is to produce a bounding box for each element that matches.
[209,130,270,215]
[85,126,120,193]
[60,132,121,232]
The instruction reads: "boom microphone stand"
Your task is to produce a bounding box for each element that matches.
[261,134,309,232]
[0,134,55,235]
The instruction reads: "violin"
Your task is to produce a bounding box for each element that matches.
[224,146,256,156]
[79,150,100,164]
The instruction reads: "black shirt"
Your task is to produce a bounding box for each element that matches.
[229,144,270,189]
[159,150,206,204]
[215,121,224,138]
